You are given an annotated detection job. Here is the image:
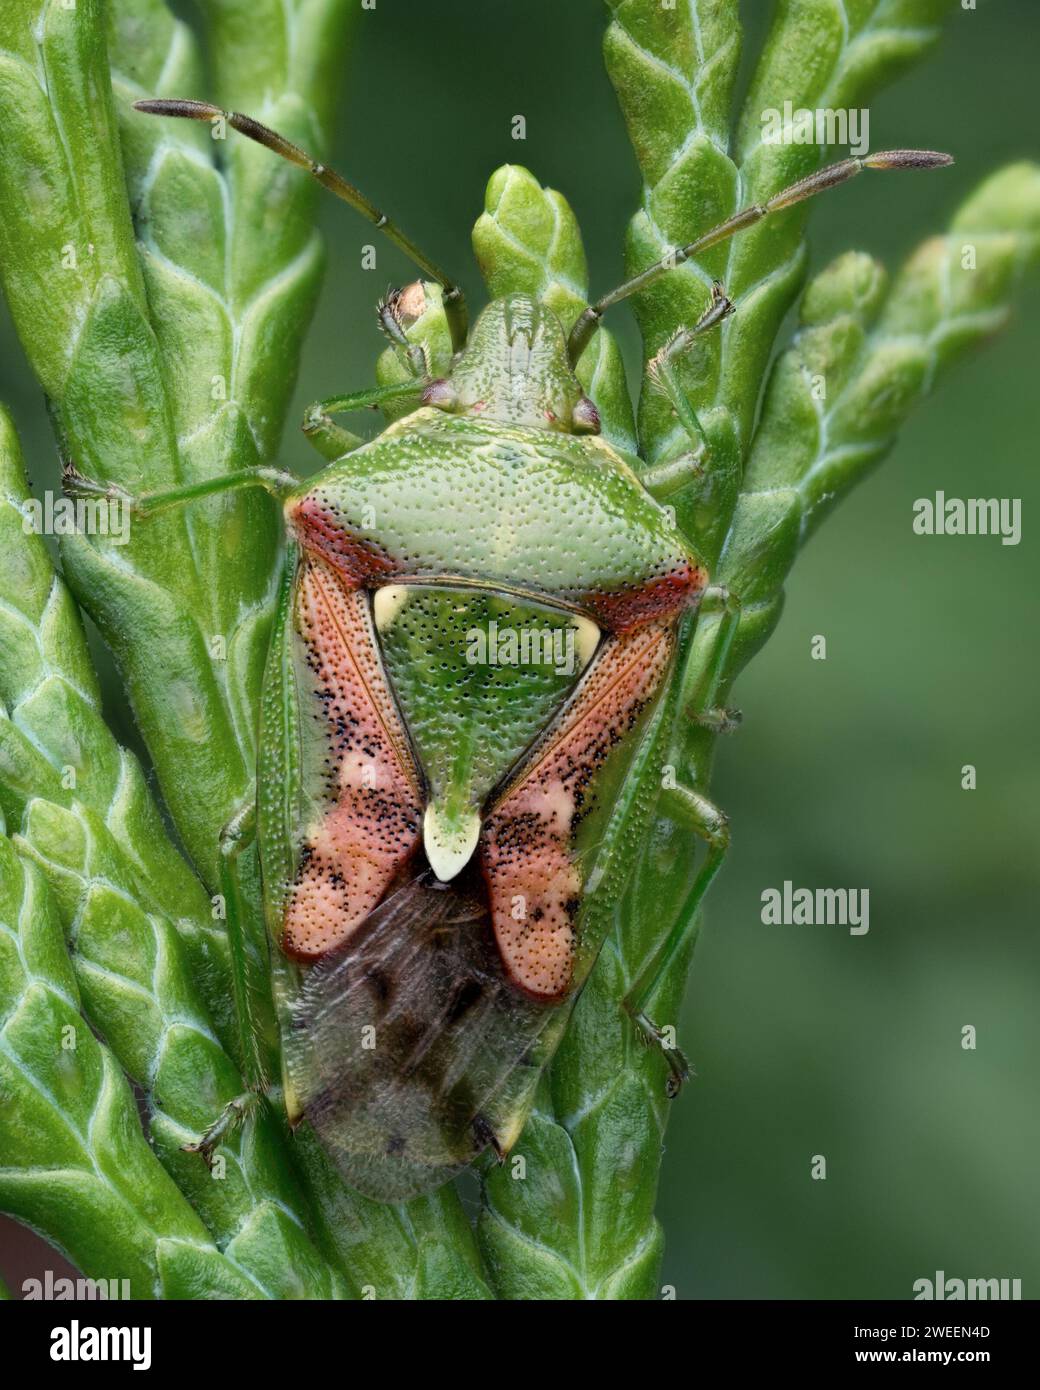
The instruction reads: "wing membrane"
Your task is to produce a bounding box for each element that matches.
[286,864,565,1201]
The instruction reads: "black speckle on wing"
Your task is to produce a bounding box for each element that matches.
[286,863,567,1202]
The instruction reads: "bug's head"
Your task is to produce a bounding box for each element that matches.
[423,294,600,435]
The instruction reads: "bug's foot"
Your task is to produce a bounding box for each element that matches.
[628,1009,692,1098]
[472,1113,506,1163]
[183,1092,258,1168]
[649,283,736,377]
[691,706,743,735]
[707,278,735,316]
[61,459,131,506]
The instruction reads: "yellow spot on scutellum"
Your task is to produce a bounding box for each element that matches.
[572,614,600,671]
[373,583,410,631]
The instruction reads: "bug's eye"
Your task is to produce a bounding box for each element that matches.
[422,378,457,411]
[572,395,600,434]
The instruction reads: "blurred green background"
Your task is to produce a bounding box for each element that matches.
[1,0,1037,1299]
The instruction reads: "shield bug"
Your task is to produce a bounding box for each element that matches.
[109,98,951,1200]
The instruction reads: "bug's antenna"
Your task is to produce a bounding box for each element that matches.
[134,98,468,351]
[567,148,954,364]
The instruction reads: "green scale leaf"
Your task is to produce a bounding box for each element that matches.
[0,837,260,1298]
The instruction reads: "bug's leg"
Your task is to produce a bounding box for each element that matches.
[218,797,276,1092]
[623,784,730,1098]
[622,585,741,1092]
[182,797,280,1163]
[63,460,298,517]
[683,584,743,734]
[134,98,468,351]
[640,282,735,502]
[302,380,428,461]
[568,148,953,361]
[304,290,437,460]
[302,412,364,462]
